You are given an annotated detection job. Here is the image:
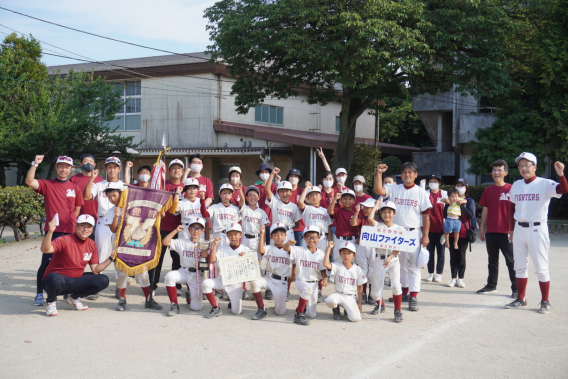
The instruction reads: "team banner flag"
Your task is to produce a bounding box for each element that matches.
[113,185,178,276]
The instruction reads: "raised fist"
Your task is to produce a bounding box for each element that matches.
[355,204,361,213]
[34,155,44,165]
[176,186,183,194]
[287,239,297,246]
[126,161,133,168]
[554,161,565,175]
[213,237,222,245]
[176,225,184,232]
[335,192,342,200]
[273,167,281,174]
[327,240,335,248]
[47,219,57,233]
[199,192,205,200]
[92,168,99,177]
[305,181,312,188]
[114,207,121,217]
[376,164,388,173]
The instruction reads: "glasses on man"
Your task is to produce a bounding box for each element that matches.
[518,164,533,169]
[304,236,319,241]
[492,169,505,173]
[190,226,204,231]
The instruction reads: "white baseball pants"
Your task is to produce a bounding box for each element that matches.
[116,269,150,289]
[399,229,421,293]
[370,256,401,300]
[165,268,205,311]
[513,223,550,282]
[95,220,113,262]
[202,277,243,315]
[325,292,361,322]
[251,275,288,315]
[295,280,319,319]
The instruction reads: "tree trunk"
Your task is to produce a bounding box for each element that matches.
[333,93,368,172]
[16,161,26,186]
[46,162,55,180]
[0,164,6,188]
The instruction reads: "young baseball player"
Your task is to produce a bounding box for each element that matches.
[26,155,84,306]
[162,218,208,316]
[239,185,270,258]
[328,189,359,263]
[288,226,327,326]
[104,183,162,311]
[323,240,366,322]
[207,183,241,246]
[264,167,301,243]
[442,188,464,250]
[505,153,567,314]
[201,223,252,318]
[176,177,210,240]
[374,162,432,312]
[132,164,152,188]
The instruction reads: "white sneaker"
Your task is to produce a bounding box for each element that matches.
[457,279,466,288]
[425,274,434,282]
[447,279,456,287]
[66,296,88,311]
[434,274,442,283]
[45,302,58,317]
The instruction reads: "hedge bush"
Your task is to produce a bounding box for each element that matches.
[0,186,45,241]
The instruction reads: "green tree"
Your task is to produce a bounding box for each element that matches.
[205,0,514,172]
[346,144,381,191]
[379,97,434,148]
[381,155,402,176]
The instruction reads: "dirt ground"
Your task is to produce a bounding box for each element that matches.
[1,234,567,379]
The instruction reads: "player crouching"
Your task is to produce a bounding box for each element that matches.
[288,226,327,326]
[323,241,366,322]
[162,218,208,316]
[250,223,296,320]
[202,223,252,318]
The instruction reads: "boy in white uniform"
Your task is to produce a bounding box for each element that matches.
[239,185,270,258]
[265,167,301,243]
[374,162,432,312]
[202,223,252,318]
[323,241,366,322]
[298,183,332,251]
[176,178,210,240]
[288,226,327,326]
[162,218,208,316]
[250,223,296,320]
[208,184,241,246]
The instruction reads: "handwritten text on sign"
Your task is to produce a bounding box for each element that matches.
[218,253,262,286]
[359,225,419,252]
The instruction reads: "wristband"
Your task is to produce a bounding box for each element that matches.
[31,161,39,167]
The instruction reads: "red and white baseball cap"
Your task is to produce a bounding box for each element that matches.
[339,241,357,254]
[168,159,184,169]
[103,182,124,192]
[277,181,293,191]
[270,223,288,234]
[360,198,376,208]
[184,177,199,187]
[225,223,242,233]
[105,157,121,167]
[341,189,356,198]
[380,200,397,212]
[306,186,321,195]
[55,156,73,166]
[77,214,95,226]
[303,225,321,236]
[187,217,205,228]
[219,183,234,193]
[515,152,537,165]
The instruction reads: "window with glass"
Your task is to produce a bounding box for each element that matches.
[105,81,141,131]
[335,117,340,133]
[255,105,283,125]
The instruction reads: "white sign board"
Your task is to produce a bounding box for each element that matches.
[218,253,262,285]
[359,225,419,253]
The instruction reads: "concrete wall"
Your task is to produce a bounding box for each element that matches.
[458,113,497,144]
[412,151,457,176]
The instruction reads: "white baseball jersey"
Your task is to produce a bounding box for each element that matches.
[384,184,432,228]
[266,196,301,228]
[328,262,367,295]
[509,177,561,222]
[214,244,252,277]
[290,246,325,281]
[179,198,205,224]
[239,205,269,234]
[301,205,331,236]
[170,239,201,269]
[90,180,126,217]
[264,245,293,277]
[208,203,240,233]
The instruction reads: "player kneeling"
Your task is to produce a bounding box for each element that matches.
[250,223,296,320]
[288,226,327,326]
[323,241,366,322]
[202,223,252,318]
[162,218,208,316]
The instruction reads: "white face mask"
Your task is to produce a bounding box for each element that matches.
[289,177,299,185]
[354,184,363,192]
[322,180,333,188]
[456,186,466,195]
[230,175,240,184]
[336,176,347,184]
[429,182,439,190]
[138,174,150,183]
[191,164,203,173]
[259,173,270,182]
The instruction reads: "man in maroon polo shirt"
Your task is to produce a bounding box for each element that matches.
[26,155,84,306]
[41,215,114,317]
[69,154,103,241]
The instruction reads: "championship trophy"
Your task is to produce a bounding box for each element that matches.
[197,240,211,277]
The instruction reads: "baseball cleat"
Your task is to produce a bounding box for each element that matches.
[116,298,126,311]
[177,289,182,296]
[317,290,323,303]
[381,304,386,313]
[476,286,497,294]
[505,298,527,309]
[45,302,58,317]
[371,304,380,315]
[332,307,342,320]
[425,274,434,282]
[394,310,403,323]
[34,294,44,306]
[185,291,191,304]
[252,308,268,320]
[361,293,368,304]
[86,292,99,301]
[538,301,552,314]
[294,312,310,326]
[408,297,419,312]
[447,279,456,287]
[434,274,443,283]
[168,303,180,317]
[66,296,88,311]
[145,298,163,310]
[264,289,274,300]
[457,279,466,288]
[286,291,291,302]
[204,306,222,318]
[367,294,375,305]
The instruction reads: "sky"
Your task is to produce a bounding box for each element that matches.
[0,0,217,67]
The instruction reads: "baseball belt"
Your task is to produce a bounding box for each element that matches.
[518,222,541,227]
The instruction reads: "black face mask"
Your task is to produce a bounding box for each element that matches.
[81,163,95,172]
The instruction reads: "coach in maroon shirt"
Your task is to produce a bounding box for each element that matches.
[477,159,517,297]
[41,215,113,317]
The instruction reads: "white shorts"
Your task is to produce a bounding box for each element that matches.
[370,256,401,299]
[326,292,361,322]
[202,277,243,315]
[116,268,150,290]
[295,280,319,318]
[251,274,288,315]
[165,268,205,311]
[95,220,113,262]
